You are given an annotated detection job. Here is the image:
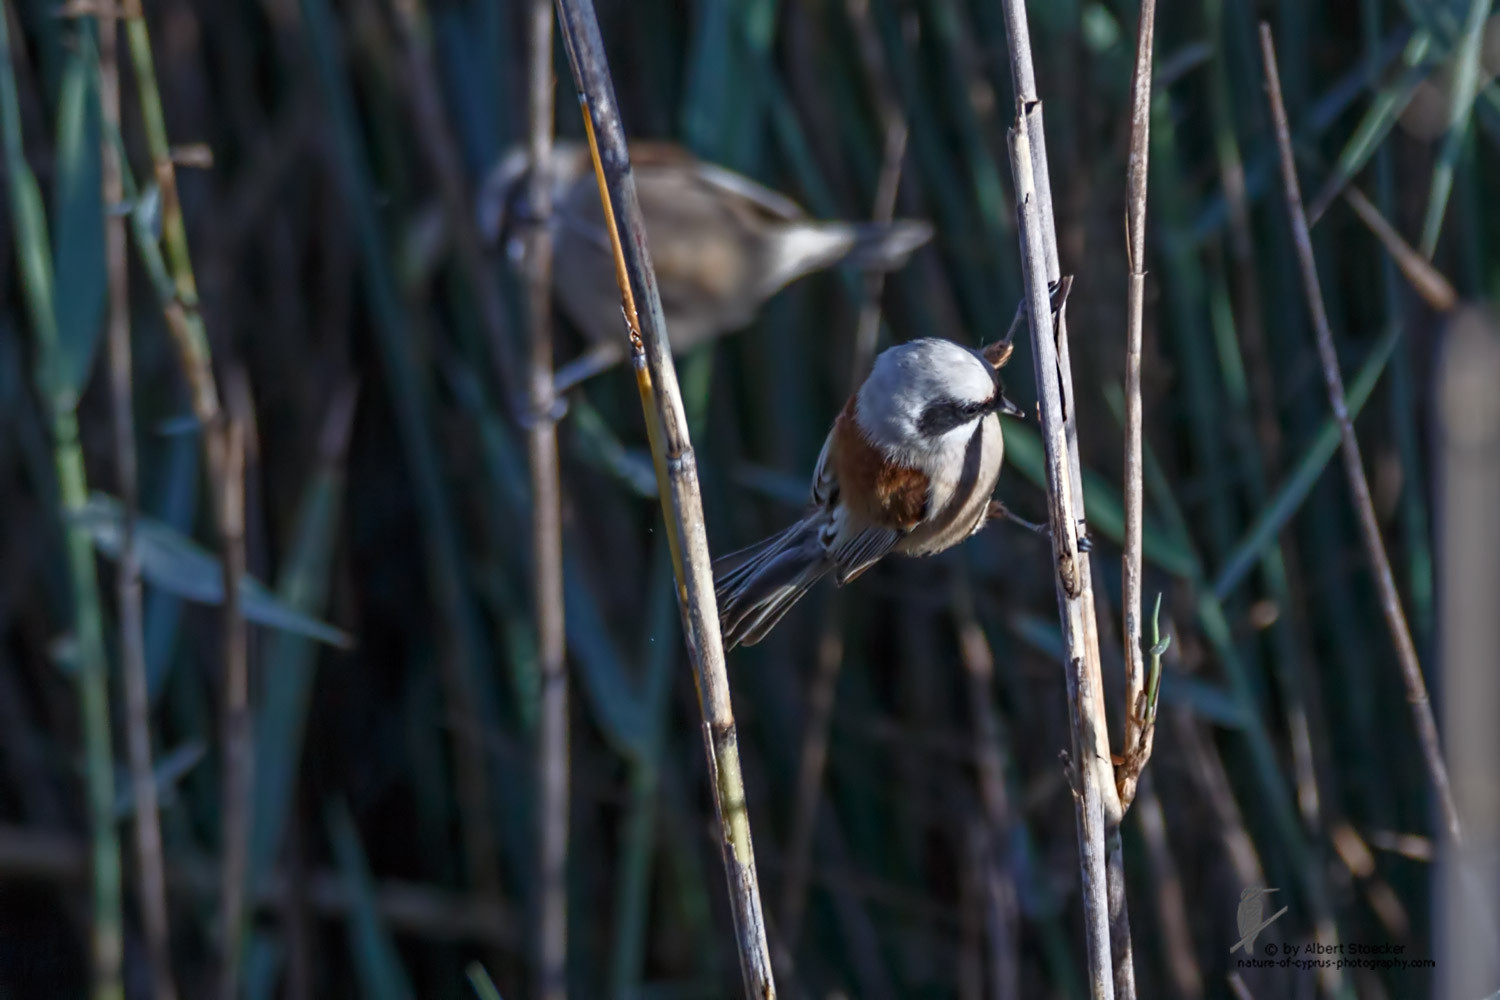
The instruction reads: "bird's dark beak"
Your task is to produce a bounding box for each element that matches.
[996,393,1024,419]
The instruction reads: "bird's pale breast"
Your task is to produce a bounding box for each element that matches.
[896,413,1005,557]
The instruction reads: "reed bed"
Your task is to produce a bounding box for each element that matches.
[1,0,1496,997]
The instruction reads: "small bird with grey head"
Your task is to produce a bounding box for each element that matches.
[478,141,934,393]
[714,336,1023,649]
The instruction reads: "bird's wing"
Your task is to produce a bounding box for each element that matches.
[803,424,899,581]
[829,522,902,584]
[688,162,808,222]
[809,424,840,507]
[550,198,614,254]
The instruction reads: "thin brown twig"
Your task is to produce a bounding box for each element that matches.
[117,12,248,985]
[218,374,250,1000]
[1116,0,1157,816]
[524,1,568,998]
[779,604,841,949]
[97,7,175,999]
[1133,773,1202,1000]
[552,1,776,993]
[954,586,1020,1000]
[1337,184,1458,312]
[1260,23,1462,846]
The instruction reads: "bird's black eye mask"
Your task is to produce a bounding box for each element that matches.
[917,384,1022,438]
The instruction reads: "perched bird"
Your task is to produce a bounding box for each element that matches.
[478,140,934,392]
[715,337,1023,649]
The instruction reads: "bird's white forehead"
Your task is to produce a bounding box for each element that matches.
[854,338,997,453]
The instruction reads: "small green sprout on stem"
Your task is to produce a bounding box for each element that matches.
[1117,592,1170,809]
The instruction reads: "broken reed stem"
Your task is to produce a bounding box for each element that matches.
[1117,0,1156,815]
[551,2,776,995]
[96,8,176,1000]
[997,2,1127,997]
[1260,23,1462,846]
[1336,184,1458,312]
[524,1,569,998]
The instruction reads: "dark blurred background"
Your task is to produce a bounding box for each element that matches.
[3,0,1498,997]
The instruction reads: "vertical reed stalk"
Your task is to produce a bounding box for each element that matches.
[1260,23,1462,845]
[551,2,776,994]
[955,588,1020,1000]
[1435,307,1500,998]
[122,3,222,451]
[217,388,249,1000]
[1117,0,1157,813]
[524,2,568,997]
[96,6,175,998]
[1,7,121,996]
[119,5,253,982]
[997,2,1127,996]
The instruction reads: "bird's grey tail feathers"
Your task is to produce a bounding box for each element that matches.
[768,220,934,292]
[714,516,831,650]
[834,220,934,271]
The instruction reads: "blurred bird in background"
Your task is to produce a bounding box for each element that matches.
[715,336,1021,648]
[478,140,934,392]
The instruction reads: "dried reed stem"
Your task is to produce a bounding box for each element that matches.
[525,2,569,997]
[1337,184,1457,312]
[998,2,1137,995]
[118,11,251,979]
[217,386,249,1000]
[955,588,1020,1000]
[1260,23,1462,845]
[1117,0,1157,815]
[552,2,776,994]
[1008,72,1116,1000]
[122,11,257,988]
[1435,306,1500,995]
[97,8,175,999]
